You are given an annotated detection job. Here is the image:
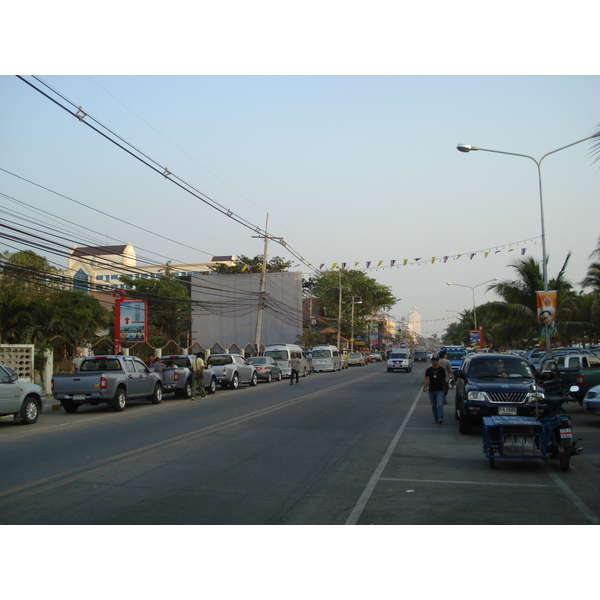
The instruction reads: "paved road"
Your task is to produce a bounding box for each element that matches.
[1,363,599,524]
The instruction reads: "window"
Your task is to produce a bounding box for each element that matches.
[73,268,90,292]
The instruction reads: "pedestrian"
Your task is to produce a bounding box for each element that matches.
[192,352,207,399]
[151,356,166,380]
[146,355,155,368]
[72,347,83,373]
[437,350,454,405]
[290,352,301,385]
[423,356,447,424]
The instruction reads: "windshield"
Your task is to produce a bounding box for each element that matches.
[248,357,267,364]
[313,349,332,358]
[207,355,233,366]
[446,351,466,361]
[390,353,407,359]
[468,358,534,379]
[264,350,288,360]
[162,357,191,368]
[80,358,122,371]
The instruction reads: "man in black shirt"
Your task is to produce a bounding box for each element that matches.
[423,356,447,424]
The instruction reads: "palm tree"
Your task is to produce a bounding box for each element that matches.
[581,235,600,292]
[488,254,573,347]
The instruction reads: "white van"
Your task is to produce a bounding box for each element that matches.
[263,344,308,378]
[311,345,342,372]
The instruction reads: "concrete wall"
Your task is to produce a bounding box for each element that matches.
[190,272,303,351]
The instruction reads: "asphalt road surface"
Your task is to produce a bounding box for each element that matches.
[1,362,599,525]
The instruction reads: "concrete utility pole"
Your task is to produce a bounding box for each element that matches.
[253,214,282,354]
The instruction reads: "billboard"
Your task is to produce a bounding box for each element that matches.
[114,296,148,351]
[536,290,561,350]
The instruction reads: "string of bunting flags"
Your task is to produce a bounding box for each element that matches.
[303,235,540,272]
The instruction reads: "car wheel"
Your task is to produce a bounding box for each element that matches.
[250,372,258,387]
[208,377,217,394]
[229,373,239,390]
[277,371,282,381]
[113,388,127,412]
[266,372,272,383]
[150,384,163,404]
[182,380,193,399]
[63,400,78,414]
[20,395,39,424]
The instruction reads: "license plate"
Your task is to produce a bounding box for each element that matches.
[73,394,86,401]
[560,428,572,439]
[498,407,517,416]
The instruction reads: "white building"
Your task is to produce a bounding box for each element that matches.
[64,244,236,292]
[408,307,421,338]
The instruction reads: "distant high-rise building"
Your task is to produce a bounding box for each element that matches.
[408,308,421,338]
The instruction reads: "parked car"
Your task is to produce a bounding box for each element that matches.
[263,344,308,378]
[583,383,600,416]
[387,350,413,372]
[159,355,218,396]
[52,355,163,413]
[311,345,342,372]
[206,354,258,389]
[247,357,283,383]
[347,352,366,366]
[369,352,382,362]
[537,353,600,404]
[0,363,46,424]
[454,353,544,434]
[526,347,593,372]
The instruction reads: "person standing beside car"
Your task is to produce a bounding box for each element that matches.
[423,356,447,424]
[192,352,207,399]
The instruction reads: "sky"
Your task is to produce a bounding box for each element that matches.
[1,5,599,343]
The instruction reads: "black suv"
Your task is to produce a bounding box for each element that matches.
[454,353,545,434]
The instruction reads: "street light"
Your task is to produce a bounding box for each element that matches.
[446,278,498,330]
[456,132,600,292]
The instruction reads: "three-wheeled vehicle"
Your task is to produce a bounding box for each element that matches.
[482,383,582,471]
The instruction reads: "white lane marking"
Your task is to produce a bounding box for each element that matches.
[379,478,553,488]
[546,470,599,524]
[345,388,423,525]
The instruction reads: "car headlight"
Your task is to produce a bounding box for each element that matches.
[467,391,488,402]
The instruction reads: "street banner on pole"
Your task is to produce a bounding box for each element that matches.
[536,290,561,350]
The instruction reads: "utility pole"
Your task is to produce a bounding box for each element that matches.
[337,271,342,349]
[252,214,282,355]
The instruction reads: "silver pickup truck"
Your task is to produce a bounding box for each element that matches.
[0,363,46,424]
[159,355,218,397]
[51,355,163,413]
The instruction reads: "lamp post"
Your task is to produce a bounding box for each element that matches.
[457,132,600,292]
[446,278,498,330]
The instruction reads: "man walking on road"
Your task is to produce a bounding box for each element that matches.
[192,352,207,399]
[437,350,454,405]
[423,356,446,424]
[290,352,301,385]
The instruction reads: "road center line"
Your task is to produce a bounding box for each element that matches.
[345,388,423,525]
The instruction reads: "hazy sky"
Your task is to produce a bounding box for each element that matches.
[2,7,599,339]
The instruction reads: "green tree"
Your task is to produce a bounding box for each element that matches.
[119,264,191,346]
[209,255,291,274]
[304,269,397,342]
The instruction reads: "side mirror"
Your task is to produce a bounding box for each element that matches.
[455,370,465,379]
